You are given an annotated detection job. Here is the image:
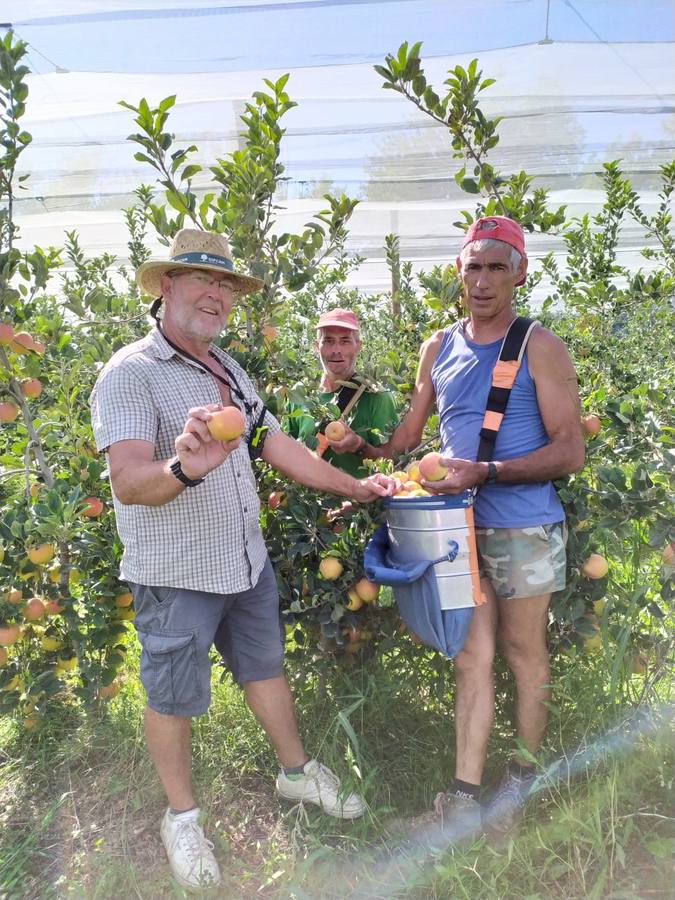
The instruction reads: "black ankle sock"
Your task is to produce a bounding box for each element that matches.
[169,805,197,816]
[508,761,535,780]
[452,778,480,801]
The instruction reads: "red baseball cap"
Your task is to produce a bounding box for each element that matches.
[461,216,527,286]
[315,309,360,331]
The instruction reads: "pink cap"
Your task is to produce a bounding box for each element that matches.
[316,308,360,331]
[461,216,527,286]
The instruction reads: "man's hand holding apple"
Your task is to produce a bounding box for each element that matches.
[350,472,399,503]
[325,420,366,456]
[175,404,243,480]
[418,452,487,495]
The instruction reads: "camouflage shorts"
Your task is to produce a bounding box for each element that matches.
[475,522,568,600]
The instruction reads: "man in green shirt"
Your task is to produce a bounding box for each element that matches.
[288,309,398,478]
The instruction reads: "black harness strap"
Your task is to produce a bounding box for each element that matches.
[476,317,538,463]
[318,375,362,432]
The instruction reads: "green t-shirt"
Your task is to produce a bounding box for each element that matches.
[288,383,398,478]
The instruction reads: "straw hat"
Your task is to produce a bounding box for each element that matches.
[136,228,264,297]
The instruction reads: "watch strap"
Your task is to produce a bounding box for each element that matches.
[170,458,204,487]
[486,461,498,484]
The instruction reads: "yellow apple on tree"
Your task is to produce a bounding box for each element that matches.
[345,589,363,611]
[10,331,35,354]
[41,634,63,652]
[354,578,379,604]
[268,490,287,510]
[21,378,42,399]
[0,625,21,646]
[319,557,343,580]
[581,414,601,436]
[82,496,104,518]
[6,588,22,605]
[0,402,19,423]
[27,543,55,566]
[582,553,609,579]
[23,598,46,621]
[43,599,64,615]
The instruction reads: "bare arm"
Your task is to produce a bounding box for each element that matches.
[261,430,396,502]
[108,404,240,505]
[363,330,443,460]
[426,328,585,493]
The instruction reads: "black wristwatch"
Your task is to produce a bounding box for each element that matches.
[485,461,499,484]
[170,457,205,487]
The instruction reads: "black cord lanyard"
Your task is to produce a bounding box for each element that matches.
[150,299,269,459]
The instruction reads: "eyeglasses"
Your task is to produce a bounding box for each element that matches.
[167,270,235,294]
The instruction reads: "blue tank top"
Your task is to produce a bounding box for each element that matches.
[431,322,564,528]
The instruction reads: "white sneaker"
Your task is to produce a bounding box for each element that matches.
[276,759,367,819]
[160,807,221,890]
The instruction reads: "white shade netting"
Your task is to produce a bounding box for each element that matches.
[4,0,674,297]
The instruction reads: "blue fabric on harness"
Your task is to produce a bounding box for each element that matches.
[364,524,473,659]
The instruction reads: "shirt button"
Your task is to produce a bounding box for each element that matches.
[243,506,248,512]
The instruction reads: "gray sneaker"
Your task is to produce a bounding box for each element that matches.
[483,770,536,840]
[397,791,482,851]
[432,791,483,845]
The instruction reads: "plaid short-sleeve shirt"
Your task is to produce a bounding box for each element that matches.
[90,328,280,593]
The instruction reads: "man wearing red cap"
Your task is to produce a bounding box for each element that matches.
[373,217,584,840]
[288,308,398,478]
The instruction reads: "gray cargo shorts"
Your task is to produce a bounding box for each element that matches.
[128,557,284,717]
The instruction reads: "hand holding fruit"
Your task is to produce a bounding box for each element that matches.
[174,404,244,479]
[351,472,398,503]
[324,419,365,455]
[418,452,484,494]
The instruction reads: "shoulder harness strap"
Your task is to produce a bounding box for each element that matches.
[476,317,539,463]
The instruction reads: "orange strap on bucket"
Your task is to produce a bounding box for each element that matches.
[476,317,538,463]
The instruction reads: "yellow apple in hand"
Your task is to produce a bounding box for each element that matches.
[419,452,448,482]
[207,407,245,442]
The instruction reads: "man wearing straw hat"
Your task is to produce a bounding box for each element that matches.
[90,229,397,889]
[370,217,585,841]
[288,308,398,478]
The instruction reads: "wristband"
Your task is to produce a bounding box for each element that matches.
[485,461,498,484]
[170,458,205,487]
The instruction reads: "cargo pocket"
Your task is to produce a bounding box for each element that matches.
[140,632,200,711]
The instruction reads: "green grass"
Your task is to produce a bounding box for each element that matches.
[0,641,673,899]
